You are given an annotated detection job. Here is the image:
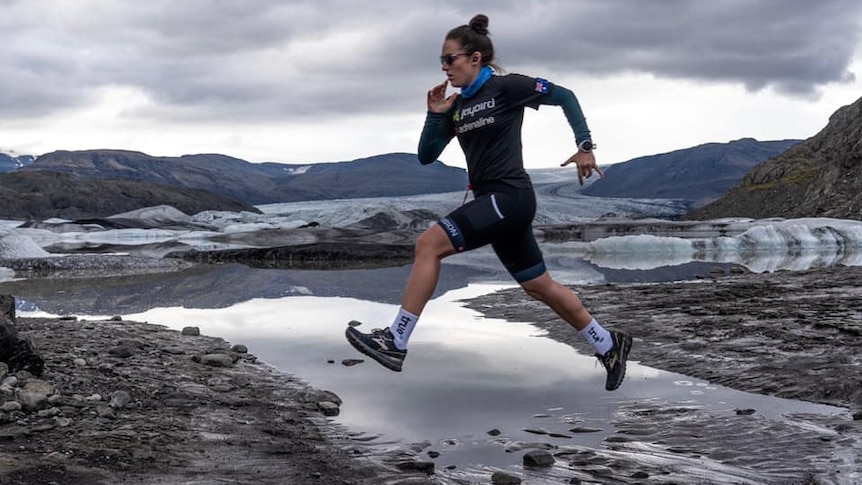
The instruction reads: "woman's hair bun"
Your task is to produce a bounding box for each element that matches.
[469,14,489,36]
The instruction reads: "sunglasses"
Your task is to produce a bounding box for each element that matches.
[439,53,469,66]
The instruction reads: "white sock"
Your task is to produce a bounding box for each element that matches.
[389,308,419,350]
[579,318,614,355]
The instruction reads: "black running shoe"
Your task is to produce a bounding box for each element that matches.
[597,330,633,391]
[345,324,407,372]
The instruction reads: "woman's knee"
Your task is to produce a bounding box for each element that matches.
[520,273,553,301]
[415,225,456,259]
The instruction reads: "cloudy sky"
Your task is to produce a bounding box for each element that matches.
[1,0,861,169]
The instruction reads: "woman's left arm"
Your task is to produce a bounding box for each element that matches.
[542,85,591,146]
[542,85,603,185]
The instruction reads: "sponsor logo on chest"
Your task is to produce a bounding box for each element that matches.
[454,97,497,134]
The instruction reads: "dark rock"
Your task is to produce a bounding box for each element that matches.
[491,471,521,484]
[341,359,364,367]
[0,295,15,322]
[231,344,248,353]
[317,401,340,417]
[395,460,434,474]
[523,450,555,467]
[182,327,201,336]
[0,313,44,376]
[735,408,756,415]
[487,428,501,436]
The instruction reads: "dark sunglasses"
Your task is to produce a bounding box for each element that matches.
[439,53,469,65]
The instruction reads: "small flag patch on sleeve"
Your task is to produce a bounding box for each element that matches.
[534,78,550,94]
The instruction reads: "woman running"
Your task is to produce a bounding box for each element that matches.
[346,13,632,391]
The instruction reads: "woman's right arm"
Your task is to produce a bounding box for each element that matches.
[418,80,457,164]
[417,112,454,164]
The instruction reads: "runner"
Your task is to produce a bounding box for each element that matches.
[346,14,632,391]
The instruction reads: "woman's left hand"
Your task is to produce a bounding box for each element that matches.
[561,150,604,186]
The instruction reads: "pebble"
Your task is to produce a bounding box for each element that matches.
[1,401,22,412]
[109,390,131,409]
[182,326,201,336]
[16,389,49,412]
[199,354,235,368]
[108,346,133,358]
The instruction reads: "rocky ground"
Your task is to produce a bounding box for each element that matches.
[1,259,861,485]
[0,313,438,485]
[461,265,862,484]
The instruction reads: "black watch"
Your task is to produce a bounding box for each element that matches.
[578,140,596,152]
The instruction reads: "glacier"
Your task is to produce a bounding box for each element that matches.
[2,168,862,280]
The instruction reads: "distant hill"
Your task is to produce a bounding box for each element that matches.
[0,150,36,172]
[685,96,862,220]
[0,171,259,220]
[19,151,468,205]
[583,138,801,206]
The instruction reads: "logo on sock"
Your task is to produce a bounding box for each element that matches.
[396,315,411,336]
[588,328,605,344]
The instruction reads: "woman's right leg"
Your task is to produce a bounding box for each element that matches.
[401,224,457,315]
[344,223,456,372]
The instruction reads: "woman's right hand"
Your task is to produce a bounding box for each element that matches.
[427,80,458,113]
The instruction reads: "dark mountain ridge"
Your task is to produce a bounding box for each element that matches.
[19,151,468,205]
[0,171,258,220]
[584,138,801,206]
[685,96,862,220]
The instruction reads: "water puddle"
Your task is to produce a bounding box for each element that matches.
[105,283,847,479]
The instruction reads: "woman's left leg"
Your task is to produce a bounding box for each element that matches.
[519,272,593,331]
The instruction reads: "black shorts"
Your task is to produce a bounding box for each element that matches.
[437,182,546,283]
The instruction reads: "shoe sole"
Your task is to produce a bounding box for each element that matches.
[345,328,404,372]
[606,333,633,391]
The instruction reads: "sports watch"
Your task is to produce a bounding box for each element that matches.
[578,140,596,152]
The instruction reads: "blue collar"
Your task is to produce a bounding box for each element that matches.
[460,66,493,99]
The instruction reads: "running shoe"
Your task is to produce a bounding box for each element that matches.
[597,330,633,391]
[345,324,407,372]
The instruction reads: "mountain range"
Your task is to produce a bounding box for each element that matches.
[2,94,860,221]
[583,138,801,207]
[14,151,468,205]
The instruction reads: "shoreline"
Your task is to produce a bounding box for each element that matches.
[2,258,861,484]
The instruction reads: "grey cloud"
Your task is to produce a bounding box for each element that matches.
[0,0,859,123]
[492,0,861,96]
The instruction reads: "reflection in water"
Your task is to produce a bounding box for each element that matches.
[118,283,842,471]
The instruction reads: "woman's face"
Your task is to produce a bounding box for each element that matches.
[440,39,480,88]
